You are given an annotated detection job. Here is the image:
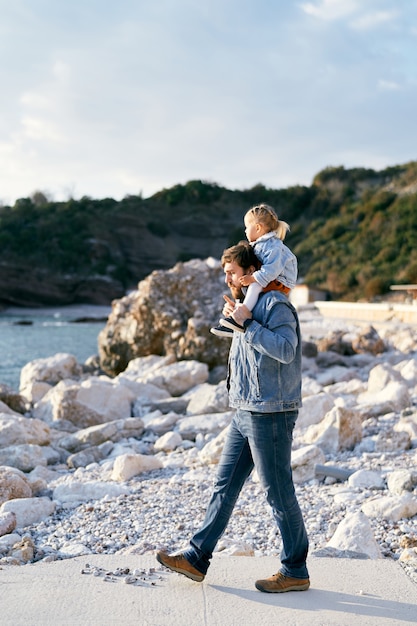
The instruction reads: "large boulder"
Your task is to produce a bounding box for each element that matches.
[20,353,82,393]
[303,406,362,453]
[58,417,145,453]
[98,259,231,375]
[32,378,136,428]
[326,511,382,559]
[0,414,51,447]
[0,467,33,506]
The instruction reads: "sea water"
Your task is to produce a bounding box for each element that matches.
[0,305,111,391]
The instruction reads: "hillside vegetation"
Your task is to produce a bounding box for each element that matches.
[1,161,417,306]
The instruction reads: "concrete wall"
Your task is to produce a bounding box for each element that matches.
[290,285,327,307]
[315,301,417,324]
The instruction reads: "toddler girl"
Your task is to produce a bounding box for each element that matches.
[211,203,297,336]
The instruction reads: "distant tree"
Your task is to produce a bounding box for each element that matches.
[31,190,51,206]
[364,277,389,300]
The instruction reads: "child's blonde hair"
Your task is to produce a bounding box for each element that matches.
[246,203,290,241]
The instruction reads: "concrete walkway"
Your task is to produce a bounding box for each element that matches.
[1,554,417,625]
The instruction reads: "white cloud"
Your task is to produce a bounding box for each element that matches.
[351,10,399,31]
[20,116,65,142]
[378,79,402,91]
[300,0,359,21]
[0,1,416,206]
[300,1,400,33]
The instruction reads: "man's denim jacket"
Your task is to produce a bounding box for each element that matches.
[227,291,302,413]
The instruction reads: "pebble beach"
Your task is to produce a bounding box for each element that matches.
[1,307,417,589]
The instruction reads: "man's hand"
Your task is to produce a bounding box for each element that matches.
[233,304,252,325]
[222,294,253,325]
[222,294,236,318]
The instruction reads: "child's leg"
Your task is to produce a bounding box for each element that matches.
[240,282,263,312]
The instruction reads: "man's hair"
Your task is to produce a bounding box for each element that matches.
[221,240,260,270]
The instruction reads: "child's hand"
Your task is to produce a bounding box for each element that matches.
[239,275,255,287]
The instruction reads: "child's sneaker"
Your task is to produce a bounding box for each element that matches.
[220,316,245,333]
[210,324,234,338]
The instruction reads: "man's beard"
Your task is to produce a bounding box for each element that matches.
[228,284,244,301]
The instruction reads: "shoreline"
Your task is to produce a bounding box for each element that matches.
[0,304,112,319]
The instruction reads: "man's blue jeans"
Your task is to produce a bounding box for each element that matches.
[183,409,309,579]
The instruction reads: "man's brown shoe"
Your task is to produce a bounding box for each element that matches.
[255,571,310,593]
[156,550,205,582]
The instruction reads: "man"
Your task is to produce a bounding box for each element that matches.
[157,241,309,593]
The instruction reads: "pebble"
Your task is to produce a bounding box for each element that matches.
[80,563,166,586]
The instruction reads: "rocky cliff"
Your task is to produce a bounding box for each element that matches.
[98,258,231,375]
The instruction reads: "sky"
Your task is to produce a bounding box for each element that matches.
[1,0,416,205]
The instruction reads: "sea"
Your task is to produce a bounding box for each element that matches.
[0,305,111,392]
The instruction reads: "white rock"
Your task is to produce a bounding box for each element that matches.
[386,470,417,495]
[367,363,402,392]
[297,393,335,429]
[0,533,21,552]
[348,469,385,490]
[122,354,177,378]
[291,445,326,484]
[315,366,357,387]
[302,377,323,398]
[124,381,170,415]
[199,428,229,465]
[216,541,255,557]
[20,381,52,405]
[185,381,229,415]
[332,489,364,506]
[324,378,366,397]
[0,414,51,447]
[374,429,411,453]
[394,359,417,386]
[140,361,209,396]
[361,493,417,521]
[58,417,144,452]
[177,411,234,440]
[32,378,136,428]
[76,378,136,420]
[327,511,382,559]
[0,511,16,536]
[0,466,33,505]
[28,465,62,483]
[383,327,417,352]
[59,543,92,556]
[141,411,180,435]
[0,444,48,472]
[20,353,82,391]
[0,496,55,528]
[357,381,410,416]
[154,431,183,453]
[303,406,362,454]
[399,547,417,565]
[53,480,129,504]
[110,454,163,482]
[394,413,417,440]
